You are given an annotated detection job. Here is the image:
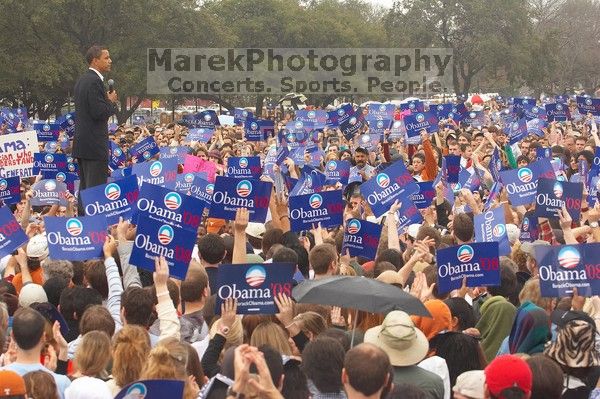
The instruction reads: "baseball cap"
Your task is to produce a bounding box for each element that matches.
[485,355,532,397]
[26,233,49,259]
[18,283,48,307]
[206,218,226,234]
[520,240,550,257]
[453,370,484,399]
[551,309,595,329]
[0,370,26,396]
[246,223,266,239]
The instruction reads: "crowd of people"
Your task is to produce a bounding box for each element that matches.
[2,90,600,399]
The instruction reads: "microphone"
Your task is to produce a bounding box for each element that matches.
[108,79,115,93]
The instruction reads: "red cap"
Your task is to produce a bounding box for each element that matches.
[485,355,532,397]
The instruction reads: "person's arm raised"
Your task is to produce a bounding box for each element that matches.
[154,256,180,341]
[232,208,249,264]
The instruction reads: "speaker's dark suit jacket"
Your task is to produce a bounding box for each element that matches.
[72,69,117,161]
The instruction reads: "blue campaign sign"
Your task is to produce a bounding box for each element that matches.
[0,176,21,205]
[33,123,60,142]
[526,118,547,137]
[389,119,406,140]
[109,141,126,170]
[30,179,68,206]
[134,183,205,232]
[512,97,535,114]
[395,199,423,231]
[576,96,600,116]
[215,263,295,314]
[433,103,454,119]
[285,120,314,146]
[403,111,439,143]
[288,190,344,232]
[259,119,275,138]
[367,103,395,119]
[534,178,583,220]
[356,133,381,151]
[410,181,435,209]
[166,172,205,193]
[57,112,75,137]
[110,167,132,181]
[186,128,214,143]
[343,219,382,260]
[116,380,184,399]
[130,216,197,280]
[226,156,262,179]
[275,145,290,166]
[360,160,419,217]
[545,103,569,122]
[129,136,159,162]
[339,113,365,141]
[32,153,68,175]
[234,108,253,125]
[0,206,28,258]
[324,160,350,186]
[366,118,392,136]
[245,118,264,141]
[536,243,600,297]
[159,146,188,164]
[131,158,178,188]
[194,110,221,129]
[45,216,108,261]
[445,156,461,183]
[536,147,552,161]
[208,176,272,223]
[80,175,139,225]
[436,242,500,294]
[483,182,502,212]
[296,109,328,129]
[474,207,511,256]
[463,111,485,127]
[519,212,539,243]
[188,176,214,204]
[500,158,555,206]
[333,103,355,125]
[400,100,424,113]
[507,118,528,145]
[523,105,547,121]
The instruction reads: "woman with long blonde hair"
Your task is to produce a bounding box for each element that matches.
[141,337,199,399]
[249,321,292,355]
[105,325,151,396]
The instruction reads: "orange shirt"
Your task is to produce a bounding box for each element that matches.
[12,267,44,294]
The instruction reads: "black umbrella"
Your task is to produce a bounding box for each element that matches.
[292,276,431,317]
[278,92,307,110]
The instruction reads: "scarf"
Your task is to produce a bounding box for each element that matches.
[476,295,517,362]
[508,301,550,355]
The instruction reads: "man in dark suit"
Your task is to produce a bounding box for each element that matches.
[73,45,119,215]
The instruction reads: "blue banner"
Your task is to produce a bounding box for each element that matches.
[32,153,68,175]
[284,120,314,146]
[166,172,205,194]
[536,147,552,161]
[109,141,127,170]
[296,109,328,129]
[0,177,21,205]
[186,128,214,143]
[445,155,461,183]
[208,176,272,223]
[130,216,197,280]
[536,243,600,297]
[45,216,108,261]
[259,119,275,138]
[33,123,60,142]
[0,206,28,258]
[474,207,511,256]
[356,133,381,151]
[30,179,68,206]
[436,242,500,294]
[506,118,528,145]
[159,146,188,164]
[275,145,290,166]
[576,96,600,116]
[403,111,439,143]
[80,175,139,225]
[395,199,423,231]
[116,380,184,399]
[339,113,365,141]
[215,263,295,314]
[131,159,178,188]
[389,119,406,140]
[500,158,555,206]
[188,176,214,204]
[324,160,350,186]
[409,181,435,209]
[400,100,424,113]
[129,137,159,162]
[194,110,221,129]
[367,103,395,119]
[526,118,547,137]
[245,118,264,141]
[288,190,344,232]
[534,178,583,220]
[343,218,382,260]
[463,111,485,127]
[110,167,132,180]
[433,103,454,120]
[226,156,262,179]
[519,212,539,243]
[134,183,205,232]
[57,112,76,137]
[545,103,569,122]
[360,160,419,217]
[366,118,392,136]
[523,105,547,121]
[234,108,253,125]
